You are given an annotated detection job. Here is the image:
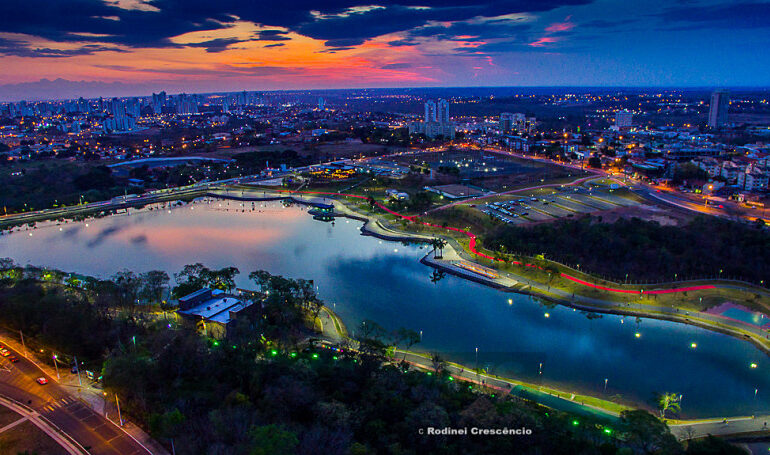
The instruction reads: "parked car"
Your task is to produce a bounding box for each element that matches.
[36,377,48,385]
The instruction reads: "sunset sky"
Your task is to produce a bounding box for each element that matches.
[1,0,769,98]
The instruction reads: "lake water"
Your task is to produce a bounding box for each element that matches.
[1,198,767,418]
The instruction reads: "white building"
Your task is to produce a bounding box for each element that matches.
[737,169,769,192]
[615,110,633,129]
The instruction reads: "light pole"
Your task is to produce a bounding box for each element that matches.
[116,394,124,426]
[74,355,82,387]
[52,354,60,380]
[604,378,608,393]
[475,347,479,377]
[19,330,26,357]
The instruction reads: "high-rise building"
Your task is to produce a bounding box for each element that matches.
[152,91,167,114]
[318,97,325,111]
[437,99,450,123]
[615,110,633,129]
[411,99,455,139]
[424,100,437,123]
[708,90,729,128]
[499,112,535,134]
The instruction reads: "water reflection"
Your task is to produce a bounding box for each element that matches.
[1,199,767,418]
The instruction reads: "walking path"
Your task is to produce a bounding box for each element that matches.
[316,301,770,440]
[224,184,770,351]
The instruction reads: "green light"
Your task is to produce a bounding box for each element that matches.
[448,376,454,381]
[290,352,297,358]
[572,420,579,426]
[270,350,278,356]
[603,428,612,435]
[312,353,319,359]
[426,372,432,376]
[212,341,219,346]
[332,356,338,360]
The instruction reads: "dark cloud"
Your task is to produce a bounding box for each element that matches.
[0,37,124,57]
[186,37,244,53]
[0,0,593,54]
[255,30,291,41]
[263,43,285,48]
[407,20,530,42]
[380,62,412,69]
[387,39,419,46]
[655,1,770,29]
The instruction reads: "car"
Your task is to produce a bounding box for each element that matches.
[0,351,10,357]
[522,212,529,216]
[530,197,537,201]
[8,356,18,363]
[36,377,48,385]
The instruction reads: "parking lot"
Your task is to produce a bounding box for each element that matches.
[478,186,639,224]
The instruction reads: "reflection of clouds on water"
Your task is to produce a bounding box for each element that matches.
[61,226,81,238]
[130,234,147,245]
[86,225,124,248]
[292,242,308,258]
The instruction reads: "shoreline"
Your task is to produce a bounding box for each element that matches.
[4,186,770,422]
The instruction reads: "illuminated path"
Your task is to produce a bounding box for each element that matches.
[266,187,716,295]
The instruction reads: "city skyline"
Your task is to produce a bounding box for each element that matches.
[1,0,770,100]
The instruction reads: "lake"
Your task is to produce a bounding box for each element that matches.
[1,198,767,418]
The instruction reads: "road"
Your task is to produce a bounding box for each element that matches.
[0,343,153,455]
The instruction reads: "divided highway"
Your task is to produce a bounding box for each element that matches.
[0,342,152,455]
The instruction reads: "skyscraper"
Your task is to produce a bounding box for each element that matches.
[424,100,437,123]
[437,99,450,123]
[708,90,729,128]
[318,97,325,111]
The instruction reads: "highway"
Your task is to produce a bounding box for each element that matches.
[0,342,152,455]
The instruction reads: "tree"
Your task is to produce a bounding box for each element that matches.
[620,410,681,455]
[685,435,745,455]
[113,270,140,312]
[207,266,240,291]
[249,424,298,455]
[430,352,446,375]
[656,392,681,418]
[141,270,170,303]
[0,258,14,271]
[430,238,448,259]
[149,409,185,454]
[395,328,421,361]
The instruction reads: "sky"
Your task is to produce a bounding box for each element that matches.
[1,0,769,99]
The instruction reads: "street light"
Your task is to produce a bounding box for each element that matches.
[52,354,60,380]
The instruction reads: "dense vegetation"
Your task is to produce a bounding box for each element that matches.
[484,215,770,284]
[0,162,127,213]
[0,260,739,454]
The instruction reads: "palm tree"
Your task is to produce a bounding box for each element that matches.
[430,238,447,259]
